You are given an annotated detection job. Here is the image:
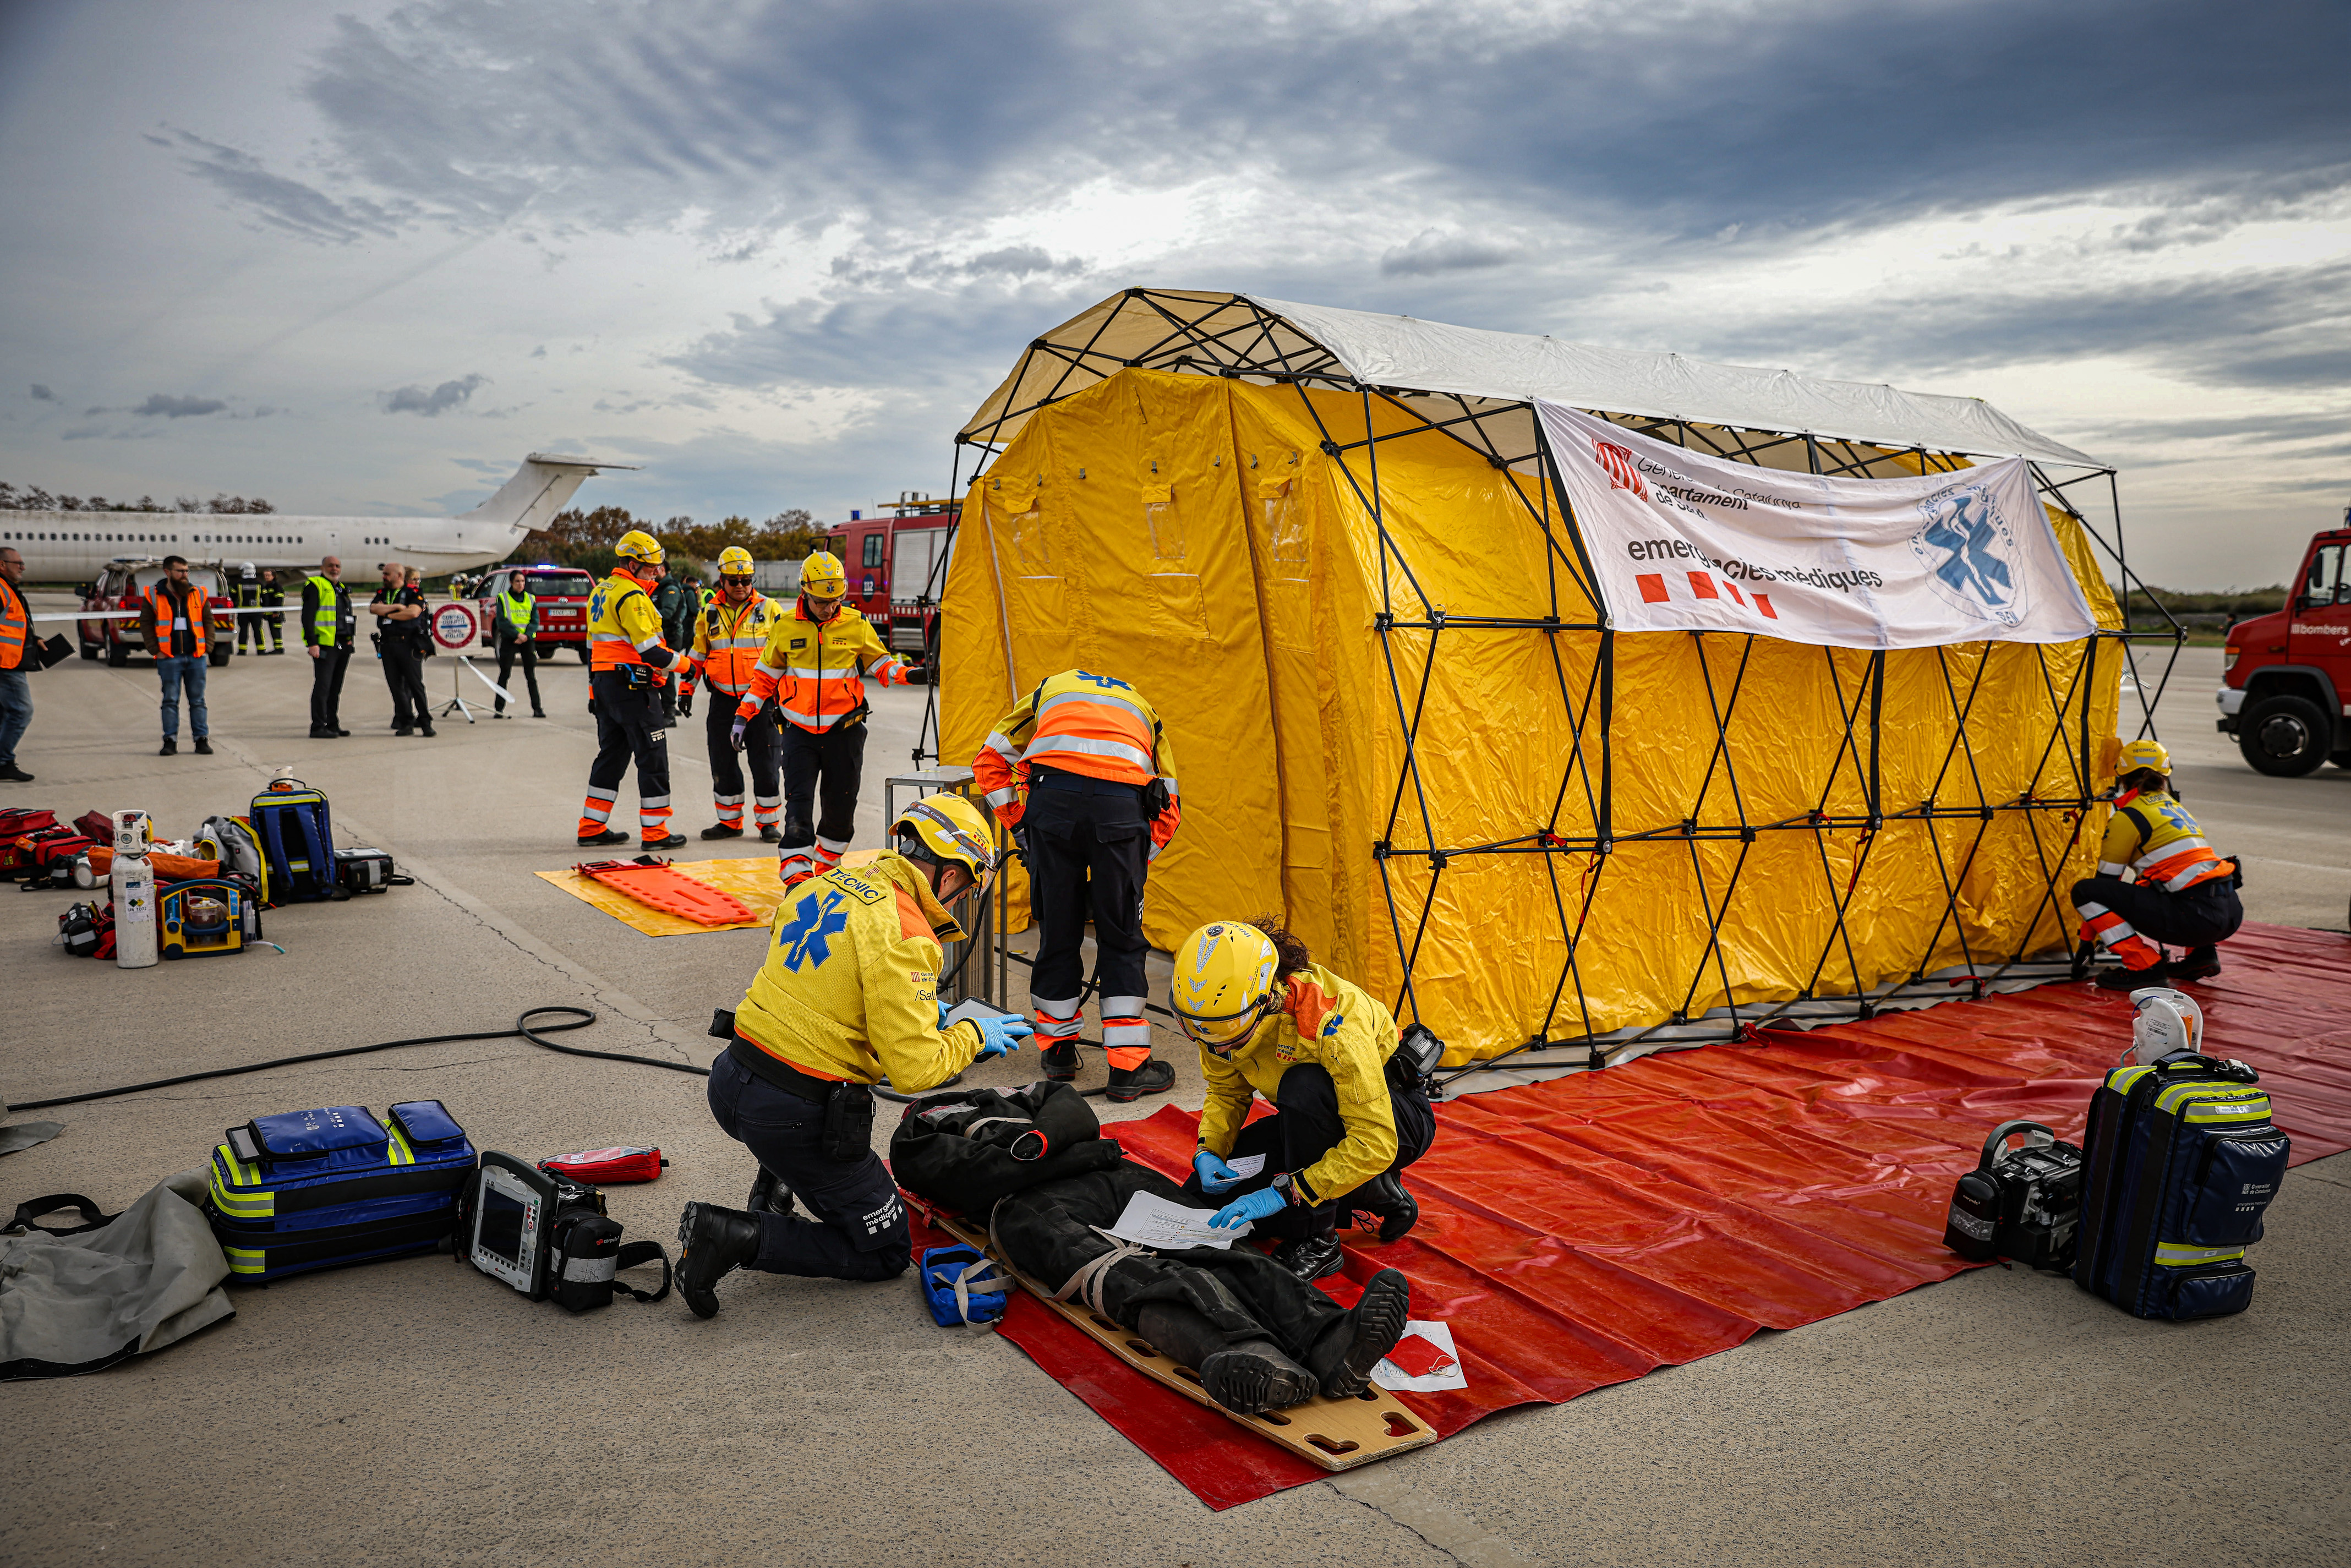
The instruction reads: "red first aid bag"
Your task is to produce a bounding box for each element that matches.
[539,1146,668,1184]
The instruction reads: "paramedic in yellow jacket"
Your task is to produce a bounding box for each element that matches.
[731,550,909,883]
[2073,739,2243,991]
[675,793,1032,1318]
[1171,919,1435,1283]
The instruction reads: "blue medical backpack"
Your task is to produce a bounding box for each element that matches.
[2074,1053,2289,1320]
[248,778,336,903]
[205,1101,477,1282]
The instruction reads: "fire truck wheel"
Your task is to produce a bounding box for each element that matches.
[575,643,591,665]
[2238,693,2330,777]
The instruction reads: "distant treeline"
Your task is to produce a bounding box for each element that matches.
[513,505,828,576]
[0,482,276,514]
[2113,584,2289,618]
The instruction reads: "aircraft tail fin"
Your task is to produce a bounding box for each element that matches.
[464,453,640,535]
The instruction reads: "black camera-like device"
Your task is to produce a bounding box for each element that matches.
[1943,1120,2084,1269]
[457,1151,670,1312]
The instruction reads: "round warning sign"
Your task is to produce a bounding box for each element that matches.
[431,602,479,651]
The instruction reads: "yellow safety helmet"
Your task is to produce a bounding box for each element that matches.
[716,546,755,577]
[800,549,846,599]
[615,529,665,569]
[892,793,999,895]
[1169,921,1281,1054]
[2117,738,2171,778]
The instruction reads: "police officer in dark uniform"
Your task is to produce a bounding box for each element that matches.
[369,561,435,738]
[491,569,545,719]
[653,563,697,725]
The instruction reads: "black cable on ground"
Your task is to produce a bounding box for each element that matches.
[9,1006,698,1112]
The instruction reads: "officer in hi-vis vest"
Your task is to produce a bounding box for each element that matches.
[491,569,544,719]
[302,557,356,739]
[577,531,687,849]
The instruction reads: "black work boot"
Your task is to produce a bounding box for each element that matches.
[701,823,744,840]
[675,1202,763,1319]
[1105,1057,1176,1103]
[1038,1040,1080,1081]
[746,1165,795,1217]
[1344,1172,1420,1244]
[158,739,177,756]
[1273,1231,1345,1283]
[193,737,213,755]
[759,824,781,843]
[1135,1302,1316,1415]
[641,832,688,850]
[2169,946,2221,983]
[1306,1266,1413,1398]
[578,828,630,848]
[2096,964,2164,991]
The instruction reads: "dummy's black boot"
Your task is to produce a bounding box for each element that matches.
[1038,1040,1080,1081]
[746,1165,795,1217]
[1306,1266,1413,1398]
[2096,963,2165,991]
[675,1201,762,1319]
[1105,1058,1176,1103]
[2169,945,2221,983]
[1135,1303,1316,1416]
[1344,1172,1420,1244]
[1273,1231,1345,1283]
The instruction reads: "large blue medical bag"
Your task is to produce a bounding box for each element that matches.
[204,1101,477,1282]
[2073,1053,2289,1320]
[248,778,336,903]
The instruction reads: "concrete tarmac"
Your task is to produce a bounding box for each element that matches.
[2,609,2344,1567]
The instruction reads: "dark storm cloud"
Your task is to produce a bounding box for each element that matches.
[292,0,2349,239]
[134,393,227,417]
[29,384,57,402]
[1382,229,1521,276]
[380,374,488,416]
[1699,260,2351,394]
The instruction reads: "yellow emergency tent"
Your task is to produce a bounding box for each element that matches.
[939,292,2126,1066]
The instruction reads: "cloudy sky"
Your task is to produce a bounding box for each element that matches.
[1,0,2343,588]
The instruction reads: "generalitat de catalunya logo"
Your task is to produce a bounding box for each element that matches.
[1594,439,1647,500]
[1911,479,2029,627]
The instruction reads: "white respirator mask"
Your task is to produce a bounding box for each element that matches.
[2123,986,2204,1066]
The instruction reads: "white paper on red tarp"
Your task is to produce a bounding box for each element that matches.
[1535,402,2097,650]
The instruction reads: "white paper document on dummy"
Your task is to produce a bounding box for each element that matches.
[942,999,1022,1028]
[1105,1191,1248,1249]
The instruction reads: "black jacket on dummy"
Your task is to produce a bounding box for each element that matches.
[890,1080,1123,1214]
[891,1083,1353,1379]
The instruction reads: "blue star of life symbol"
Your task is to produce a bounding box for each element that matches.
[777,889,850,971]
[1074,670,1132,691]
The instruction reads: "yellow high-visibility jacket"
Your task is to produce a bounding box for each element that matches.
[690,591,788,697]
[736,600,907,732]
[732,851,984,1092]
[1195,961,1401,1206]
[2099,789,2236,893]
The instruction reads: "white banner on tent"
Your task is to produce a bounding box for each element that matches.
[1535,402,2097,650]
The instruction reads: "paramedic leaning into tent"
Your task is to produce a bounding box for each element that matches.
[577,531,688,850]
[974,669,1182,1103]
[1171,919,1433,1282]
[731,550,909,882]
[674,794,1033,1316]
[2074,740,2244,990]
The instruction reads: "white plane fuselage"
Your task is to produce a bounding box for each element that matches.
[0,452,633,582]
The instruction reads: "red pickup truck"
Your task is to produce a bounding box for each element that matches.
[2217,515,2351,776]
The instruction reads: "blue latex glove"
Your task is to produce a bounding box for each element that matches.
[972,1013,1035,1061]
[937,998,952,1031]
[1193,1151,1242,1194]
[1210,1187,1286,1231]
[729,716,747,752]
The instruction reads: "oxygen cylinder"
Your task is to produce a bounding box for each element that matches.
[112,810,158,969]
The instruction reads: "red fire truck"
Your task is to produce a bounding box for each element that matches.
[2217,509,2351,775]
[827,494,958,682]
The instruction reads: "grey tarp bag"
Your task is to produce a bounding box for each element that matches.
[2,1170,234,1380]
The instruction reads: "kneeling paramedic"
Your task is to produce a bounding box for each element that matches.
[690,546,786,840]
[973,668,1182,1101]
[577,530,687,850]
[1172,919,1435,1283]
[676,793,1034,1315]
[731,549,909,883]
[2073,739,2244,990]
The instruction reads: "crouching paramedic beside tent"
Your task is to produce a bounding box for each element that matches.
[2073,739,2244,990]
[938,290,2131,1067]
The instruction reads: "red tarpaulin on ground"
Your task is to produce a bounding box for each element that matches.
[929,924,2351,1510]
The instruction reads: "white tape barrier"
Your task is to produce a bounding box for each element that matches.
[30,606,316,621]
[458,657,516,705]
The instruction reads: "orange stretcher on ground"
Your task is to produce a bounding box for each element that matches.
[571,858,756,926]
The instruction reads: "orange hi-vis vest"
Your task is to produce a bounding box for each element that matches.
[691,592,785,697]
[974,669,1182,851]
[2101,789,2237,893]
[736,599,907,733]
[0,577,26,671]
[144,580,212,657]
[587,567,668,671]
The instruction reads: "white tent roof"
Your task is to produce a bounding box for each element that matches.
[959,289,2104,468]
